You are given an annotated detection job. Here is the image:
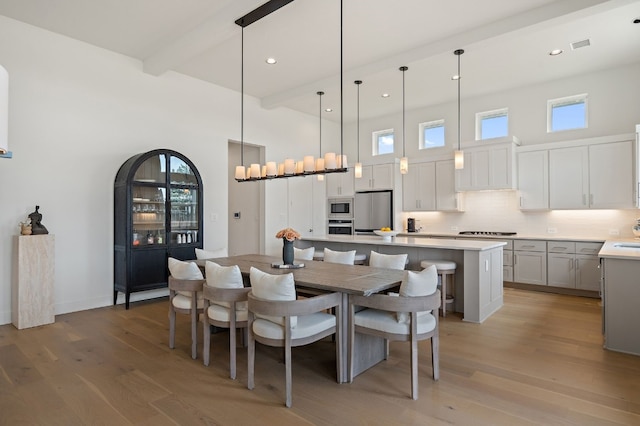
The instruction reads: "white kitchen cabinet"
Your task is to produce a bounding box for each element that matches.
[547,241,601,290]
[402,160,461,212]
[602,257,640,356]
[502,240,514,282]
[455,140,519,191]
[356,163,394,191]
[517,150,549,210]
[435,160,461,211]
[513,240,547,285]
[326,167,354,197]
[402,162,435,211]
[549,141,634,209]
[288,176,326,237]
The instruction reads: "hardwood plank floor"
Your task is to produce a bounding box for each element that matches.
[1,288,639,425]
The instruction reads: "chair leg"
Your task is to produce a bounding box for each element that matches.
[169,304,176,349]
[432,333,440,381]
[191,298,198,359]
[247,325,255,390]
[203,319,211,366]
[348,301,355,383]
[385,339,390,360]
[411,336,418,400]
[229,321,237,380]
[285,344,292,408]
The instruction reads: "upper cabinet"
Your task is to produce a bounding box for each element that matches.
[356,164,394,191]
[326,168,355,197]
[517,150,549,210]
[455,138,520,191]
[403,159,461,212]
[549,140,634,209]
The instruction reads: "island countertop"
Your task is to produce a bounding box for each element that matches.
[599,239,640,260]
[301,234,506,251]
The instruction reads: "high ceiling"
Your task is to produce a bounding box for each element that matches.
[0,0,639,122]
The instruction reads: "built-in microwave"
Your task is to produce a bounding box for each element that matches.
[328,198,353,219]
[328,219,354,235]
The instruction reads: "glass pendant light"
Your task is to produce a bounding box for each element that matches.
[354,80,363,178]
[454,49,465,170]
[399,66,408,175]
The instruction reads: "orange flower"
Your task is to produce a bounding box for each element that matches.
[276,227,301,242]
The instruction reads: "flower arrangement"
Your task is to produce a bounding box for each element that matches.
[276,227,301,242]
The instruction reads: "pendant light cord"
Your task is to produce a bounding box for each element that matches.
[318,91,323,156]
[240,27,244,167]
[356,81,361,163]
[340,0,343,165]
[455,49,464,152]
[400,66,408,157]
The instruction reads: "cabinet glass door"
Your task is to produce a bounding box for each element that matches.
[134,154,166,183]
[170,155,197,185]
[170,188,199,244]
[132,186,166,247]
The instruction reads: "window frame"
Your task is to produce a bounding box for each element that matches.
[547,93,588,133]
[419,119,445,150]
[372,128,395,156]
[475,107,509,141]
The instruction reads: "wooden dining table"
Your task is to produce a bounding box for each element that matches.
[194,254,406,383]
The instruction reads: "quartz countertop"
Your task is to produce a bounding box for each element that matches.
[302,234,506,251]
[398,232,606,243]
[599,239,640,260]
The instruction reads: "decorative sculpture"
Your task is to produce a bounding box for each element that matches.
[28,205,49,235]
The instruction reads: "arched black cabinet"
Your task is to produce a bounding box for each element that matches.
[114,149,203,308]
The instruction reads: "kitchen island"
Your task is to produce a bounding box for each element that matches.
[598,240,640,356]
[298,235,506,323]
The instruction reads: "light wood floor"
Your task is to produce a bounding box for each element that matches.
[1,288,639,425]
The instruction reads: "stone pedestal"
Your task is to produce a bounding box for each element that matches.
[12,234,55,329]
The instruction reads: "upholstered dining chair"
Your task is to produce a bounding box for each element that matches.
[168,257,205,359]
[246,267,342,408]
[348,265,441,400]
[202,261,250,379]
[323,247,356,265]
[195,247,228,260]
[293,246,315,261]
[369,250,408,270]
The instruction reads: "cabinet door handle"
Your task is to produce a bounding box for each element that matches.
[582,194,586,205]
[575,258,579,270]
[590,194,593,206]
[551,247,566,251]
[521,245,535,249]
[519,196,523,208]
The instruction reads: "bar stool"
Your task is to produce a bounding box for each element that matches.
[420,260,456,317]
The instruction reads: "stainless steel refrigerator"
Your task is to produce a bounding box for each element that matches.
[354,190,393,234]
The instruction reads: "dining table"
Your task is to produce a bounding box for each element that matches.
[194,254,407,383]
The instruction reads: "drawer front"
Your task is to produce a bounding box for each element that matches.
[500,239,513,250]
[576,242,603,255]
[514,240,546,252]
[503,251,513,266]
[547,241,576,253]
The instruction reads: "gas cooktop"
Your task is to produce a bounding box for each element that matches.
[458,231,517,236]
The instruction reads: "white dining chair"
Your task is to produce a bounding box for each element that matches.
[168,257,205,359]
[348,265,441,400]
[246,267,342,408]
[323,247,356,265]
[202,261,250,379]
[195,247,228,260]
[369,250,408,270]
[293,246,314,261]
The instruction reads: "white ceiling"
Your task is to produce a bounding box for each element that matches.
[1,0,639,122]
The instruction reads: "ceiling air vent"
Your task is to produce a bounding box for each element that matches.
[570,39,590,50]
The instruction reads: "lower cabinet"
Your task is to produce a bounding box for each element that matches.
[513,240,547,285]
[547,241,602,291]
[502,240,514,282]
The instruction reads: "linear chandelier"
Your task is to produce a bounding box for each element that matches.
[234,0,347,182]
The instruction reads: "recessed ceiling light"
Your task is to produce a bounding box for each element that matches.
[549,49,564,56]
[381,93,390,98]
[265,57,277,64]
[325,108,333,112]
[451,75,460,80]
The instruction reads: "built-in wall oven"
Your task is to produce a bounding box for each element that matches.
[328,219,354,235]
[328,198,353,219]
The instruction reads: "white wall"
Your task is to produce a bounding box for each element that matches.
[345,62,640,239]
[0,16,339,324]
